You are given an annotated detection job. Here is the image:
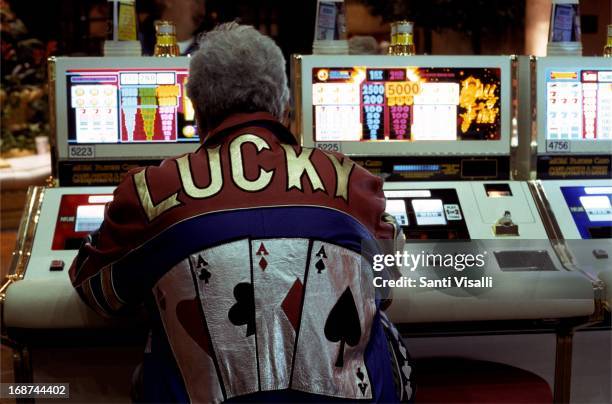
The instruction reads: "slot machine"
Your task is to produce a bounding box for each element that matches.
[292,55,601,402]
[529,57,612,309]
[1,57,198,401]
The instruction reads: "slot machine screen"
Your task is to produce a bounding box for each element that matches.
[545,69,612,141]
[53,57,203,162]
[312,66,501,142]
[297,56,512,157]
[536,57,612,156]
[66,68,198,144]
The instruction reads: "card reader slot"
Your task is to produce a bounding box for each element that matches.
[494,250,557,272]
[588,226,612,239]
[484,183,512,197]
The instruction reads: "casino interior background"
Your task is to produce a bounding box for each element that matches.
[1,0,612,403]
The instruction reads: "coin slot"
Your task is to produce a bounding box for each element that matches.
[485,183,512,197]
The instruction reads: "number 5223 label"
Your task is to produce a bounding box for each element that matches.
[68,145,95,159]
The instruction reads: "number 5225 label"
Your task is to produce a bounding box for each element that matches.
[315,142,341,153]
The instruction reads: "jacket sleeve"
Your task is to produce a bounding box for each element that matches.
[68,168,149,317]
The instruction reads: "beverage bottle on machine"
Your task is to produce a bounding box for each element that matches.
[154,21,180,57]
[388,21,415,56]
[604,24,612,57]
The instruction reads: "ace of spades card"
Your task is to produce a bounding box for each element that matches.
[189,239,259,399]
[153,260,223,403]
[291,241,376,399]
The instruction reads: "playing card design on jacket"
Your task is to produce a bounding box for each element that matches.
[69,112,403,403]
[250,238,309,392]
[153,260,224,403]
[189,240,258,399]
[292,241,376,399]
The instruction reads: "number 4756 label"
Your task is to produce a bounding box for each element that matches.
[546,140,570,153]
[68,145,95,159]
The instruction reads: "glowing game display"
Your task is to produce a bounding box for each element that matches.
[66,68,198,144]
[386,199,409,226]
[412,199,447,226]
[546,69,612,140]
[74,205,106,232]
[312,67,501,142]
[561,186,612,239]
[579,195,612,222]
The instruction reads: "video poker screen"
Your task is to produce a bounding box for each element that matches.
[561,186,612,239]
[52,194,113,250]
[546,69,612,140]
[312,67,501,142]
[66,68,198,144]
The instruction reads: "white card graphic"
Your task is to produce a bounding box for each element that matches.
[191,239,258,399]
[153,260,223,403]
[251,238,309,391]
[292,241,375,399]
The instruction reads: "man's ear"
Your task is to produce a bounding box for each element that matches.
[281,101,291,127]
[195,110,206,144]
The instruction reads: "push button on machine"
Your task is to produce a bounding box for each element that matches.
[50,259,65,271]
[593,249,609,259]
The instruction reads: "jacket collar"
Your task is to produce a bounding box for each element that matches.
[202,112,297,147]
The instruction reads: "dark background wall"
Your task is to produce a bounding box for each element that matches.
[7,0,612,57]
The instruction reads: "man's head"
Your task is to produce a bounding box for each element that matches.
[186,22,289,136]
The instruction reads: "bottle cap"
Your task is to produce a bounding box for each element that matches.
[156,21,176,35]
[391,21,414,35]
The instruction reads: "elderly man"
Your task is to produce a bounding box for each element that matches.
[70,23,412,402]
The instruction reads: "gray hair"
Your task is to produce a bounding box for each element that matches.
[187,22,289,132]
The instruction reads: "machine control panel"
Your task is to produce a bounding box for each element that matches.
[384,188,469,239]
[385,182,543,240]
